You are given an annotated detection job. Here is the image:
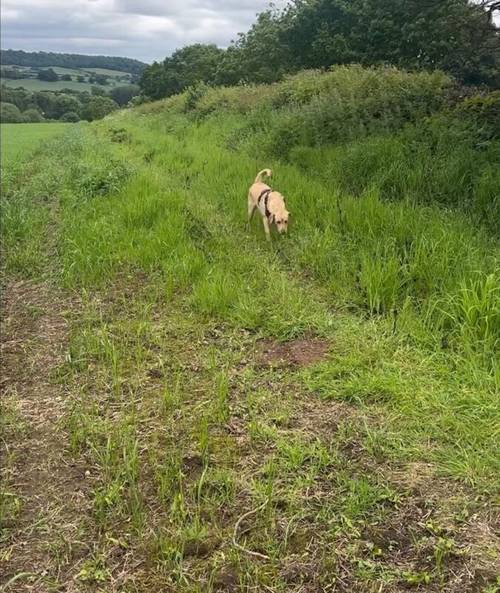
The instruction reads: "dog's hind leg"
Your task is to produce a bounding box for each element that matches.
[247,194,256,230]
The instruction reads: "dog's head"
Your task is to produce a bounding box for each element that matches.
[274,210,289,234]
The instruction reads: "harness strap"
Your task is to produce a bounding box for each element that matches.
[257,189,272,219]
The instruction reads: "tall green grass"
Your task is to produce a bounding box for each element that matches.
[143,66,499,230]
[136,66,498,370]
[2,66,498,483]
[2,69,499,591]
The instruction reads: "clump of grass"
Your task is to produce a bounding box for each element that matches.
[430,271,500,370]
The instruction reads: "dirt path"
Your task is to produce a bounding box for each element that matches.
[0,280,90,592]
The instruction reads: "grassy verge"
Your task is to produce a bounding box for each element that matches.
[1,68,499,592]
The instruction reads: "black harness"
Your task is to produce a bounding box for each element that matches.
[257,188,272,219]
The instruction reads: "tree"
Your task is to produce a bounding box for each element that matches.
[216,10,291,85]
[60,111,80,122]
[77,75,86,83]
[91,85,107,96]
[22,108,44,122]
[34,92,59,118]
[279,0,500,86]
[139,62,173,100]
[0,85,35,111]
[109,84,140,106]
[213,0,500,88]
[1,68,24,79]
[54,94,82,119]
[0,102,23,122]
[83,96,118,121]
[478,1,500,23]
[60,74,72,81]
[38,68,59,82]
[140,44,224,99]
[90,74,109,86]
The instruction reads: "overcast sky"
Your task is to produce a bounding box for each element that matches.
[1,0,288,63]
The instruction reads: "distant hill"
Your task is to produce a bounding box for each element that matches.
[1,50,147,76]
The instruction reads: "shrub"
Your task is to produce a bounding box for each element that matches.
[184,82,210,112]
[453,91,500,139]
[0,102,22,122]
[83,96,119,121]
[22,108,44,122]
[109,85,140,107]
[60,111,80,122]
[38,68,59,82]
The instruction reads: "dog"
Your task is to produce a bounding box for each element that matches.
[247,169,289,241]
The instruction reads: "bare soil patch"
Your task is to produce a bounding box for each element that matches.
[256,337,330,367]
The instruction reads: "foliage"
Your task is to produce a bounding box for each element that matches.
[21,108,44,122]
[140,0,500,100]
[156,66,499,232]
[83,96,119,121]
[0,85,35,112]
[34,91,82,120]
[109,84,140,106]
[60,111,80,122]
[1,68,25,80]
[140,44,224,100]
[0,102,23,123]
[453,90,500,137]
[90,74,109,86]
[214,10,292,85]
[1,84,120,122]
[37,68,59,82]
[278,0,500,87]
[91,85,108,97]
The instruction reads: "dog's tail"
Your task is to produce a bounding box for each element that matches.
[254,168,272,183]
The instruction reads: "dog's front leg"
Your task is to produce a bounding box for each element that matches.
[262,217,271,242]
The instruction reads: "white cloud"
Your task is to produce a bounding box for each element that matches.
[0,0,289,62]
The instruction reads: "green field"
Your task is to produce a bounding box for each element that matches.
[1,67,499,593]
[84,66,133,77]
[2,77,125,92]
[1,122,71,166]
[50,66,93,76]
[1,64,133,92]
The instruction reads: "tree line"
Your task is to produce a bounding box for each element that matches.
[1,49,147,76]
[2,66,132,85]
[0,84,140,123]
[140,0,500,100]
[34,68,118,85]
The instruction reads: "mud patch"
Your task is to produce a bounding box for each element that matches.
[256,338,330,368]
